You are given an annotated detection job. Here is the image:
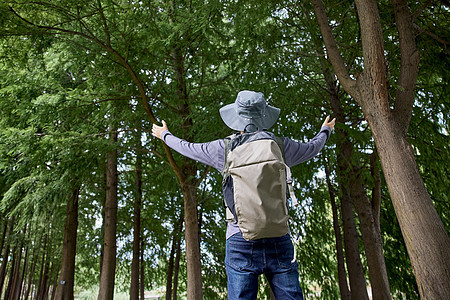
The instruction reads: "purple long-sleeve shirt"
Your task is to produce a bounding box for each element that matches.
[161,126,331,238]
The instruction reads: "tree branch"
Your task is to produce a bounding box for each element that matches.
[311,0,357,96]
[353,0,390,113]
[391,0,420,135]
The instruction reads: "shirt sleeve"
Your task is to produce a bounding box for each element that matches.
[161,130,225,171]
[284,126,331,167]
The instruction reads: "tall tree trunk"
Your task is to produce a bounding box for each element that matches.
[140,237,145,300]
[0,219,7,260]
[130,147,142,300]
[166,233,177,300]
[167,214,183,300]
[367,112,450,299]
[50,264,59,300]
[98,129,118,300]
[0,216,14,297]
[10,226,26,300]
[37,257,50,300]
[321,61,368,300]
[5,245,18,300]
[172,218,183,300]
[325,165,351,300]
[24,235,42,300]
[19,243,29,300]
[313,0,450,298]
[321,51,391,299]
[180,178,202,300]
[35,234,48,300]
[340,189,369,300]
[172,237,181,300]
[54,187,80,300]
[349,166,391,300]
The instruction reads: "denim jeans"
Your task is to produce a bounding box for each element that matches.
[225,233,304,300]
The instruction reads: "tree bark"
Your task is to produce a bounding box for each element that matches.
[130,147,142,300]
[340,188,369,300]
[313,0,450,298]
[54,187,80,300]
[35,234,48,300]
[169,10,203,296]
[165,232,177,300]
[367,112,450,299]
[323,68,369,300]
[349,166,391,300]
[10,226,26,300]
[172,233,182,300]
[324,165,351,300]
[180,178,203,300]
[0,219,7,261]
[0,216,14,297]
[140,237,145,300]
[98,130,118,300]
[172,214,184,300]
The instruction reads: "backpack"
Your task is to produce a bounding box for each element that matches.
[221,131,298,241]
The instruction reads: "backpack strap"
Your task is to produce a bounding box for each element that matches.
[221,134,237,221]
[221,134,236,178]
[285,166,298,207]
[274,136,298,207]
[275,136,286,162]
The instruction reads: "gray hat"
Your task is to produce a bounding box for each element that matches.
[219,90,280,132]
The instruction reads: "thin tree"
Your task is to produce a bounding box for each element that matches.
[98,128,118,300]
[54,187,81,300]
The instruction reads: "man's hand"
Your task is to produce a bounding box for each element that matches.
[152,120,168,140]
[322,116,336,131]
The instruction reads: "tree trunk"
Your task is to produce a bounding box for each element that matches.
[0,219,7,261]
[98,130,118,300]
[166,233,177,300]
[322,61,368,300]
[24,235,42,300]
[11,226,26,300]
[340,189,369,300]
[130,148,142,300]
[54,187,80,300]
[349,167,391,300]
[35,234,48,300]
[140,237,145,300]
[172,236,181,300]
[4,245,18,300]
[181,178,203,300]
[19,244,29,300]
[325,165,351,300]
[322,54,391,299]
[172,214,183,300]
[37,259,50,300]
[366,111,450,299]
[0,216,14,297]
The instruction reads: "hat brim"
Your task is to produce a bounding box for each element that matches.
[219,103,280,131]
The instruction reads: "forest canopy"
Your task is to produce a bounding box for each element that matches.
[0,0,448,299]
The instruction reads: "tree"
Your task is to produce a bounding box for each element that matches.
[54,187,81,300]
[312,0,450,298]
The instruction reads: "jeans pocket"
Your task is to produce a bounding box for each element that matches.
[275,239,296,268]
[226,240,254,271]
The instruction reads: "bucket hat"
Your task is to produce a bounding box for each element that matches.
[219,90,280,132]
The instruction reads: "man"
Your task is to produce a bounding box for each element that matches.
[152,90,335,300]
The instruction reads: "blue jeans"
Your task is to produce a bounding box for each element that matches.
[225,233,304,300]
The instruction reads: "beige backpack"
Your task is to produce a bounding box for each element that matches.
[222,131,297,241]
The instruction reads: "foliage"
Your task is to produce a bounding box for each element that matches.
[0,0,448,299]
